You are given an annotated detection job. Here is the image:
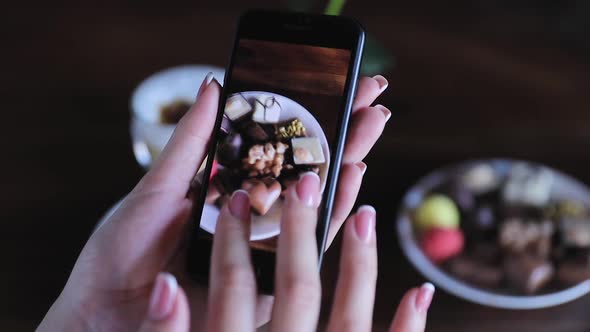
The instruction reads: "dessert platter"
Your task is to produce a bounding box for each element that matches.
[198,91,330,241]
[397,159,590,308]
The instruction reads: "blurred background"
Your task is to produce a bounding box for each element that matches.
[2,0,590,330]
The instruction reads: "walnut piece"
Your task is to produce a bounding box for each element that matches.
[243,142,289,178]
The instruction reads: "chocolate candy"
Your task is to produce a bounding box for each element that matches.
[557,261,590,285]
[420,228,464,263]
[252,95,281,124]
[499,219,554,255]
[470,243,501,264]
[461,164,500,194]
[244,179,281,215]
[414,194,460,230]
[217,133,243,167]
[500,204,546,221]
[560,218,590,247]
[212,167,240,195]
[224,93,252,122]
[240,120,271,142]
[448,256,502,288]
[291,137,325,165]
[502,163,554,207]
[504,255,554,294]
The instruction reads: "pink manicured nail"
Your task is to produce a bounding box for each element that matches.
[196,72,214,100]
[375,104,391,122]
[296,172,320,207]
[415,282,435,313]
[355,161,367,175]
[372,75,389,94]
[354,205,376,242]
[148,272,178,321]
[229,190,250,220]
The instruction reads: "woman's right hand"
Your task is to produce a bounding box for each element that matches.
[139,173,434,332]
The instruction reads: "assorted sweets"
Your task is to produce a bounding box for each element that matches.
[206,92,326,216]
[412,163,590,294]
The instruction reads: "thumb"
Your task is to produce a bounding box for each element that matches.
[139,272,190,332]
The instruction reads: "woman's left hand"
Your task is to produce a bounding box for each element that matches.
[37,74,391,331]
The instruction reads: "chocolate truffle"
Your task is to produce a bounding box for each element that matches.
[217,133,243,167]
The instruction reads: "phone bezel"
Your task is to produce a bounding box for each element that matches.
[187,10,365,294]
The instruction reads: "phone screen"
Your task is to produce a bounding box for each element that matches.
[193,38,352,252]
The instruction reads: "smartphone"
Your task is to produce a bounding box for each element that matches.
[187,10,365,294]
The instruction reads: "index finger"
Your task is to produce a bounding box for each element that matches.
[352,75,388,112]
[270,173,322,332]
[139,76,221,196]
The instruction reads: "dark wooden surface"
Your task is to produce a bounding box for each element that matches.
[2,1,590,331]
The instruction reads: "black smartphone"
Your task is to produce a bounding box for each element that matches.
[187,10,365,294]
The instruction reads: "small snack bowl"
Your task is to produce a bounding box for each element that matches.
[130,65,225,169]
[396,159,590,309]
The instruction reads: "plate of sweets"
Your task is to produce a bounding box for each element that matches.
[397,159,590,309]
[198,91,330,241]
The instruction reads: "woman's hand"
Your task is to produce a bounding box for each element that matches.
[38,73,400,331]
[138,174,434,332]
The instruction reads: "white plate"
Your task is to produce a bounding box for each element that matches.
[396,159,590,309]
[199,91,330,241]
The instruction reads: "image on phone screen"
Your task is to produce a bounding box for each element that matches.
[194,38,352,252]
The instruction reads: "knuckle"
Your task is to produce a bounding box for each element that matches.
[217,264,256,293]
[341,253,377,281]
[329,318,365,332]
[281,274,321,307]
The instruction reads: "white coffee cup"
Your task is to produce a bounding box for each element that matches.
[130,65,225,169]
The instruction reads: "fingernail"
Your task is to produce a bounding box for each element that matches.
[196,72,214,100]
[375,104,391,122]
[415,282,435,313]
[354,205,376,242]
[296,172,320,207]
[148,272,178,321]
[372,75,389,94]
[229,190,250,220]
[355,161,367,175]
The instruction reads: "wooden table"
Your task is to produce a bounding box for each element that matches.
[2,1,590,331]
